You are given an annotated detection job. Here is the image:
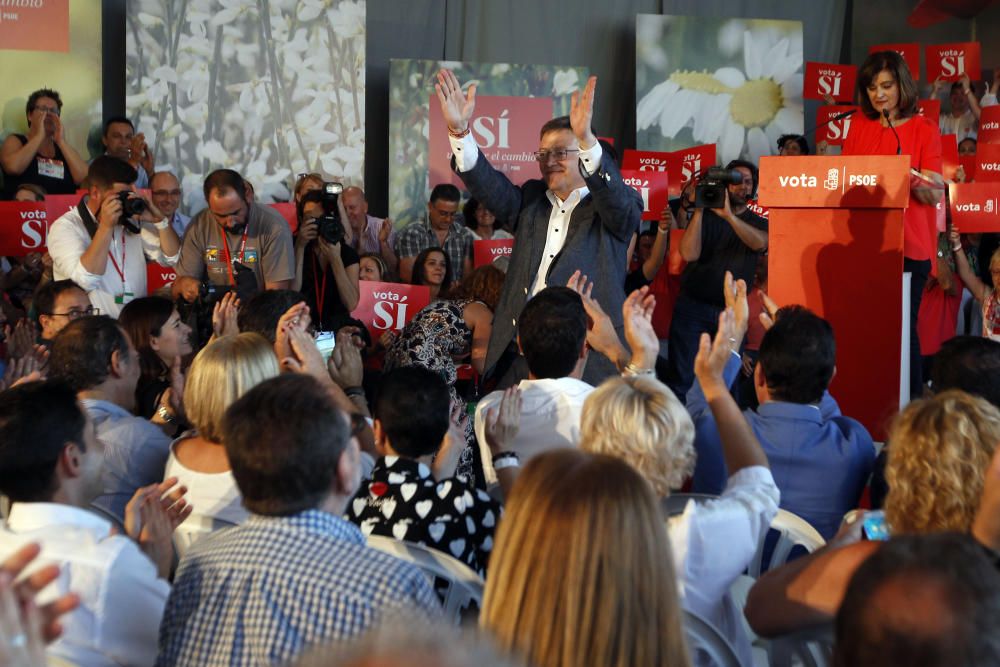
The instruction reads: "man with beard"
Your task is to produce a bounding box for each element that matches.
[667,159,767,400]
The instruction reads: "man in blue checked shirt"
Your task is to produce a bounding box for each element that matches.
[157,374,440,667]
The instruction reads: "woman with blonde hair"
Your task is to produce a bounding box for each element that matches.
[481,449,690,667]
[164,333,280,532]
[885,389,1000,534]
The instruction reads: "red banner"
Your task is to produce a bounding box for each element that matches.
[0,202,48,256]
[621,169,669,221]
[870,43,921,80]
[959,154,978,182]
[623,145,716,197]
[949,182,1000,232]
[975,143,1000,182]
[350,281,431,341]
[817,105,858,146]
[941,134,959,182]
[473,239,514,268]
[979,106,1000,144]
[0,0,69,52]
[146,263,178,292]
[429,95,554,190]
[917,99,941,126]
[925,42,981,83]
[804,62,857,102]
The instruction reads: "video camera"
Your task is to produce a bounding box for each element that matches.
[315,182,345,244]
[116,190,146,234]
[694,167,744,209]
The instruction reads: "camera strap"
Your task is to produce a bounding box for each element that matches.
[77,197,99,239]
[311,253,327,316]
[219,221,251,286]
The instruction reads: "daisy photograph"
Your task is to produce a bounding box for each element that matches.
[636,15,804,165]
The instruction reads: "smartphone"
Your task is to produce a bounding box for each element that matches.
[315,331,336,362]
[862,510,890,541]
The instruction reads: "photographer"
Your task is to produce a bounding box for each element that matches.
[172,169,294,305]
[48,156,179,318]
[293,188,361,332]
[666,159,767,400]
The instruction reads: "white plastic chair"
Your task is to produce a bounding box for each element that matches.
[662,492,719,517]
[365,534,484,624]
[683,610,742,667]
[173,514,238,559]
[747,508,826,577]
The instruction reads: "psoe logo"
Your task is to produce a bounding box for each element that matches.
[847,173,878,186]
[824,168,839,191]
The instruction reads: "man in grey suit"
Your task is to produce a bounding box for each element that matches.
[435,69,642,385]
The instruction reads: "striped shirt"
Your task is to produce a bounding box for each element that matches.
[156,509,440,666]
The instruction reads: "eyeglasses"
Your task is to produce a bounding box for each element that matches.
[47,306,98,319]
[32,105,60,116]
[152,189,182,197]
[534,148,580,162]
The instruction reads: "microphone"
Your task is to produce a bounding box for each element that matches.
[800,108,857,139]
[883,108,901,156]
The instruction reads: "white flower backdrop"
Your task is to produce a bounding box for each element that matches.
[125,0,366,212]
[636,16,804,165]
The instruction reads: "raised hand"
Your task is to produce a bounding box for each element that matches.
[569,75,598,147]
[723,271,749,342]
[694,308,738,395]
[484,386,522,455]
[378,218,393,244]
[622,287,658,370]
[211,291,240,338]
[758,290,780,331]
[566,270,624,363]
[327,327,364,389]
[124,483,177,579]
[0,543,79,645]
[435,69,477,133]
[274,301,310,362]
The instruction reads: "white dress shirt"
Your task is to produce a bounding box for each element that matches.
[449,131,602,295]
[668,466,780,667]
[48,201,178,317]
[474,376,594,485]
[0,503,169,667]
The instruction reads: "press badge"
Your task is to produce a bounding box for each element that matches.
[244,249,258,264]
[37,158,65,180]
[115,291,136,305]
[205,246,219,263]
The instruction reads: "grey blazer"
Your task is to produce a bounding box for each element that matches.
[456,150,642,382]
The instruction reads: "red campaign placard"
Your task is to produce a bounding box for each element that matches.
[350,280,431,341]
[747,199,769,219]
[0,0,69,52]
[869,43,921,80]
[598,135,615,146]
[146,263,178,292]
[269,202,298,234]
[473,239,514,268]
[816,105,858,146]
[803,62,857,102]
[950,182,1000,232]
[0,202,47,256]
[622,149,670,172]
[975,143,1000,182]
[941,134,959,182]
[959,154,978,182]
[429,95,554,190]
[620,169,669,221]
[917,99,941,126]
[667,144,717,197]
[979,106,1000,144]
[926,42,981,83]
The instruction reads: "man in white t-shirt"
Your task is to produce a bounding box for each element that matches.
[475,286,593,485]
[47,156,180,318]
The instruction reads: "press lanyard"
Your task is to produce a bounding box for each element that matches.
[107,228,126,286]
[312,253,327,316]
[219,223,250,287]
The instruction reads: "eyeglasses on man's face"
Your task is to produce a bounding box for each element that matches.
[47,306,98,320]
[533,148,580,163]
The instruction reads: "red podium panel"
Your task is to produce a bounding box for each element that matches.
[759,155,910,439]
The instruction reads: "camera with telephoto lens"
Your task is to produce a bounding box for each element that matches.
[694,167,744,209]
[315,182,345,244]
[116,190,146,233]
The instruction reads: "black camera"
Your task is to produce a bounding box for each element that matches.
[116,190,146,233]
[694,167,744,209]
[315,182,345,244]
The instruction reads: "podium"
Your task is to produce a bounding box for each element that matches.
[757,155,911,439]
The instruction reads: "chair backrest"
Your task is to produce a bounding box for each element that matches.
[662,492,720,517]
[173,514,238,559]
[683,610,741,667]
[365,534,484,624]
[747,508,826,578]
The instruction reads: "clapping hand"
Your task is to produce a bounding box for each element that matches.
[274,302,310,362]
[566,270,625,362]
[211,291,240,339]
[484,386,522,455]
[0,543,79,645]
[694,308,739,398]
[623,286,658,370]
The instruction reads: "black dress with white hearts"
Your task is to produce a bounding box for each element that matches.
[344,456,501,577]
